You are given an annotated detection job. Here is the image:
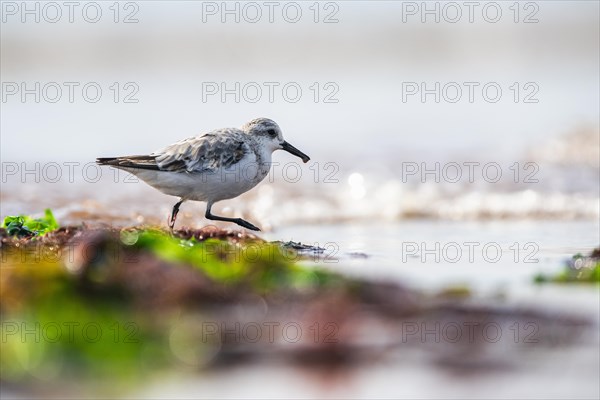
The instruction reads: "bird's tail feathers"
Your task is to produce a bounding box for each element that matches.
[96,155,160,170]
[96,157,119,166]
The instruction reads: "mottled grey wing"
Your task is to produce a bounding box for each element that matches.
[153,129,249,173]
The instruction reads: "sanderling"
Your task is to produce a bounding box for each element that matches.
[96,118,310,231]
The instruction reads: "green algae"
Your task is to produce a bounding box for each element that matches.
[132,229,341,293]
[0,223,343,387]
[534,251,600,284]
[2,209,59,237]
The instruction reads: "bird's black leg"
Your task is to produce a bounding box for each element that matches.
[168,199,184,231]
[205,203,260,231]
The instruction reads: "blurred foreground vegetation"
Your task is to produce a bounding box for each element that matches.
[0,211,597,394]
[1,217,345,389]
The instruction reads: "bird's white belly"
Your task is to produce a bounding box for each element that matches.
[124,155,270,202]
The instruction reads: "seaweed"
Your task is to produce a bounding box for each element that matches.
[0,214,595,394]
[534,249,600,284]
[2,209,59,237]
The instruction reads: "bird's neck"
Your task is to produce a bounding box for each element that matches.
[244,140,271,182]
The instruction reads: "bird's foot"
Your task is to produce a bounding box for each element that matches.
[235,218,261,231]
[167,216,179,235]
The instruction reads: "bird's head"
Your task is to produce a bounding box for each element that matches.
[241,118,310,163]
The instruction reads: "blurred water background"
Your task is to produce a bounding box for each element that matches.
[1,1,598,228]
[0,1,600,228]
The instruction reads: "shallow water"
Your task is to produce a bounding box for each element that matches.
[128,224,597,400]
[268,220,599,289]
[2,200,599,399]
[134,219,600,399]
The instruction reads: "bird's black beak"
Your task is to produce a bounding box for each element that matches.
[281,141,310,163]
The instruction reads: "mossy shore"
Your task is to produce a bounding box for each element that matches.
[1,217,598,394]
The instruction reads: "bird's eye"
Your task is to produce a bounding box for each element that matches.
[267,129,277,137]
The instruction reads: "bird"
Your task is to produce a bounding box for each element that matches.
[96,118,310,231]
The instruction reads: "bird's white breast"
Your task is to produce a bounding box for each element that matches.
[126,146,272,202]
